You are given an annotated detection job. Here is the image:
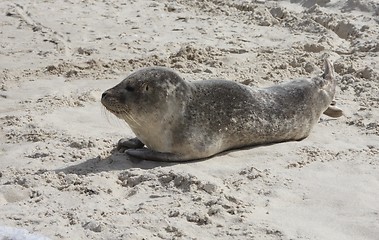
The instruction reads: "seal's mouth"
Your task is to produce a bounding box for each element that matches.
[101,90,141,128]
[101,91,128,116]
[103,103,141,128]
[102,101,127,116]
[103,104,131,121]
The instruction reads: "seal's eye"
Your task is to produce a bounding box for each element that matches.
[126,86,134,92]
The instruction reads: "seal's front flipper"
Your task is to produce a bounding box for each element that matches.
[117,137,144,150]
[126,148,186,162]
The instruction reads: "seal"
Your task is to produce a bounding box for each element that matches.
[101,59,342,161]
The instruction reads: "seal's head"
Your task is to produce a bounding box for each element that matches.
[101,67,191,150]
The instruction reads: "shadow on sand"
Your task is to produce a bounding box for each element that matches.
[54,154,173,175]
[54,149,193,175]
[54,138,306,175]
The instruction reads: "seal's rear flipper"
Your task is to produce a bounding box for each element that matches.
[126,148,188,162]
[319,59,343,117]
[323,105,343,118]
[322,59,334,81]
[318,59,336,95]
[323,100,343,118]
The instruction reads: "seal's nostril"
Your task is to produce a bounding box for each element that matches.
[101,92,107,99]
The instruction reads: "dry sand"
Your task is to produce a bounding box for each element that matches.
[0,0,378,239]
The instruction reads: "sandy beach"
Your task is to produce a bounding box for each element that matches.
[1,0,378,239]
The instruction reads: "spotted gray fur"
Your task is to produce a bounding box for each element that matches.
[101,59,342,161]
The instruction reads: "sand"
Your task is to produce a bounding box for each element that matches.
[0,0,378,239]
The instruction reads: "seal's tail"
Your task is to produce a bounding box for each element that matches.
[321,59,343,118]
